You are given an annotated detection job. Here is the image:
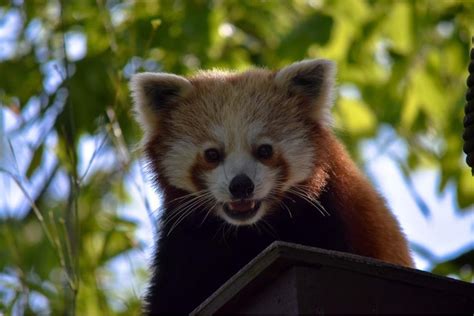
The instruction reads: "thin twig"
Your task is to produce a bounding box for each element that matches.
[78,132,109,183]
[0,167,55,247]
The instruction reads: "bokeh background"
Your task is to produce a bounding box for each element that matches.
[0,0,473,315]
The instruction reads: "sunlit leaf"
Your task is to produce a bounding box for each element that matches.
[382,1,414,55]
[334,97,377,137]
[26,144,44,178]
[431,249,474,283]
[457,166,474,209]
[277,12,334,61]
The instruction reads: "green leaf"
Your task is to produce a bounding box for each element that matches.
[26,144,44,178]
[457,166,474,210]
[278,12,334,61]
[382,1,414,55]
[334,97,377,137]
[431,249,474,282]
[0,56,42,106]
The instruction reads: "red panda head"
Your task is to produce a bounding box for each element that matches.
[131,59,335,226]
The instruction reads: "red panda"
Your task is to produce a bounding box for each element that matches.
[130,59,414,314]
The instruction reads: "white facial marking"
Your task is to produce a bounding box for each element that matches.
[162,137,199,192]
[161,121,316,226]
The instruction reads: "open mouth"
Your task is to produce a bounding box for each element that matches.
[223,200,262,221]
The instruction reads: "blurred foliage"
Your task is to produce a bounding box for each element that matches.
[431,249,474,283]
[0,0,473,314]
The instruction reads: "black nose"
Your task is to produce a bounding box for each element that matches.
[229,174,254,199]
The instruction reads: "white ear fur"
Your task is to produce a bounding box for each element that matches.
[130,72,193,133]
[275,59,336,124]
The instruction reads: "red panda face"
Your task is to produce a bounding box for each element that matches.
[131,60,335,226]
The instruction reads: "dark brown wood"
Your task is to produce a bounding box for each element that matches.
[191,241,474,315]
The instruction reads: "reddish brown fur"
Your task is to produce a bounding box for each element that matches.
[305,125,414,266]
[189,154,217,191]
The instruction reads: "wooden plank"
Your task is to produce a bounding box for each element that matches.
[191,241,474,315]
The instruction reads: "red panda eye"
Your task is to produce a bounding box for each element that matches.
[256,144,273,160]
[204,148,221,163]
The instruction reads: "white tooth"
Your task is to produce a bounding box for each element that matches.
[250,201,255,208]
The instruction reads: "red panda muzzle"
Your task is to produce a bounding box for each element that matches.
[223,200,261,220]
[229,200,257,211]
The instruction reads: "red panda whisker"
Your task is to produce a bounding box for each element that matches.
[168,190,212,207]
[170,191,213,211]
[287,187,319,206]
[251,222,263,235]
[164,198,210,225]
[289,186,314,199]
[169,193,214,223]
[286,188,329,217]
[198,201,219,227]
[291,184,316,194]
[291,184,317,194]
[167,195,215,236]
[163,192,213,227]
[254,222,268,236]
[291,186,328,215]
[258,223,272,237]
[311,197,330,216]
[280,200,294,219]
[167,190,210,206]
[267,179,285,193]
[225,223,234,241]
[231,224,240,239]
[262,190,294,219]
[163,194,212,225]
[220,222,233,245]
[291,185,321,200]
[260,219,278,238]
[213,221,226,241]
[291,185,328,213]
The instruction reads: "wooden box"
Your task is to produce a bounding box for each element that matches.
[191,241,474,314]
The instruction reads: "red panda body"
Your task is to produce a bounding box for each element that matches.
[131,60,413,314]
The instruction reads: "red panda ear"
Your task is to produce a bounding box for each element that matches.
[130,72,193,133]
[275,59,336,124]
